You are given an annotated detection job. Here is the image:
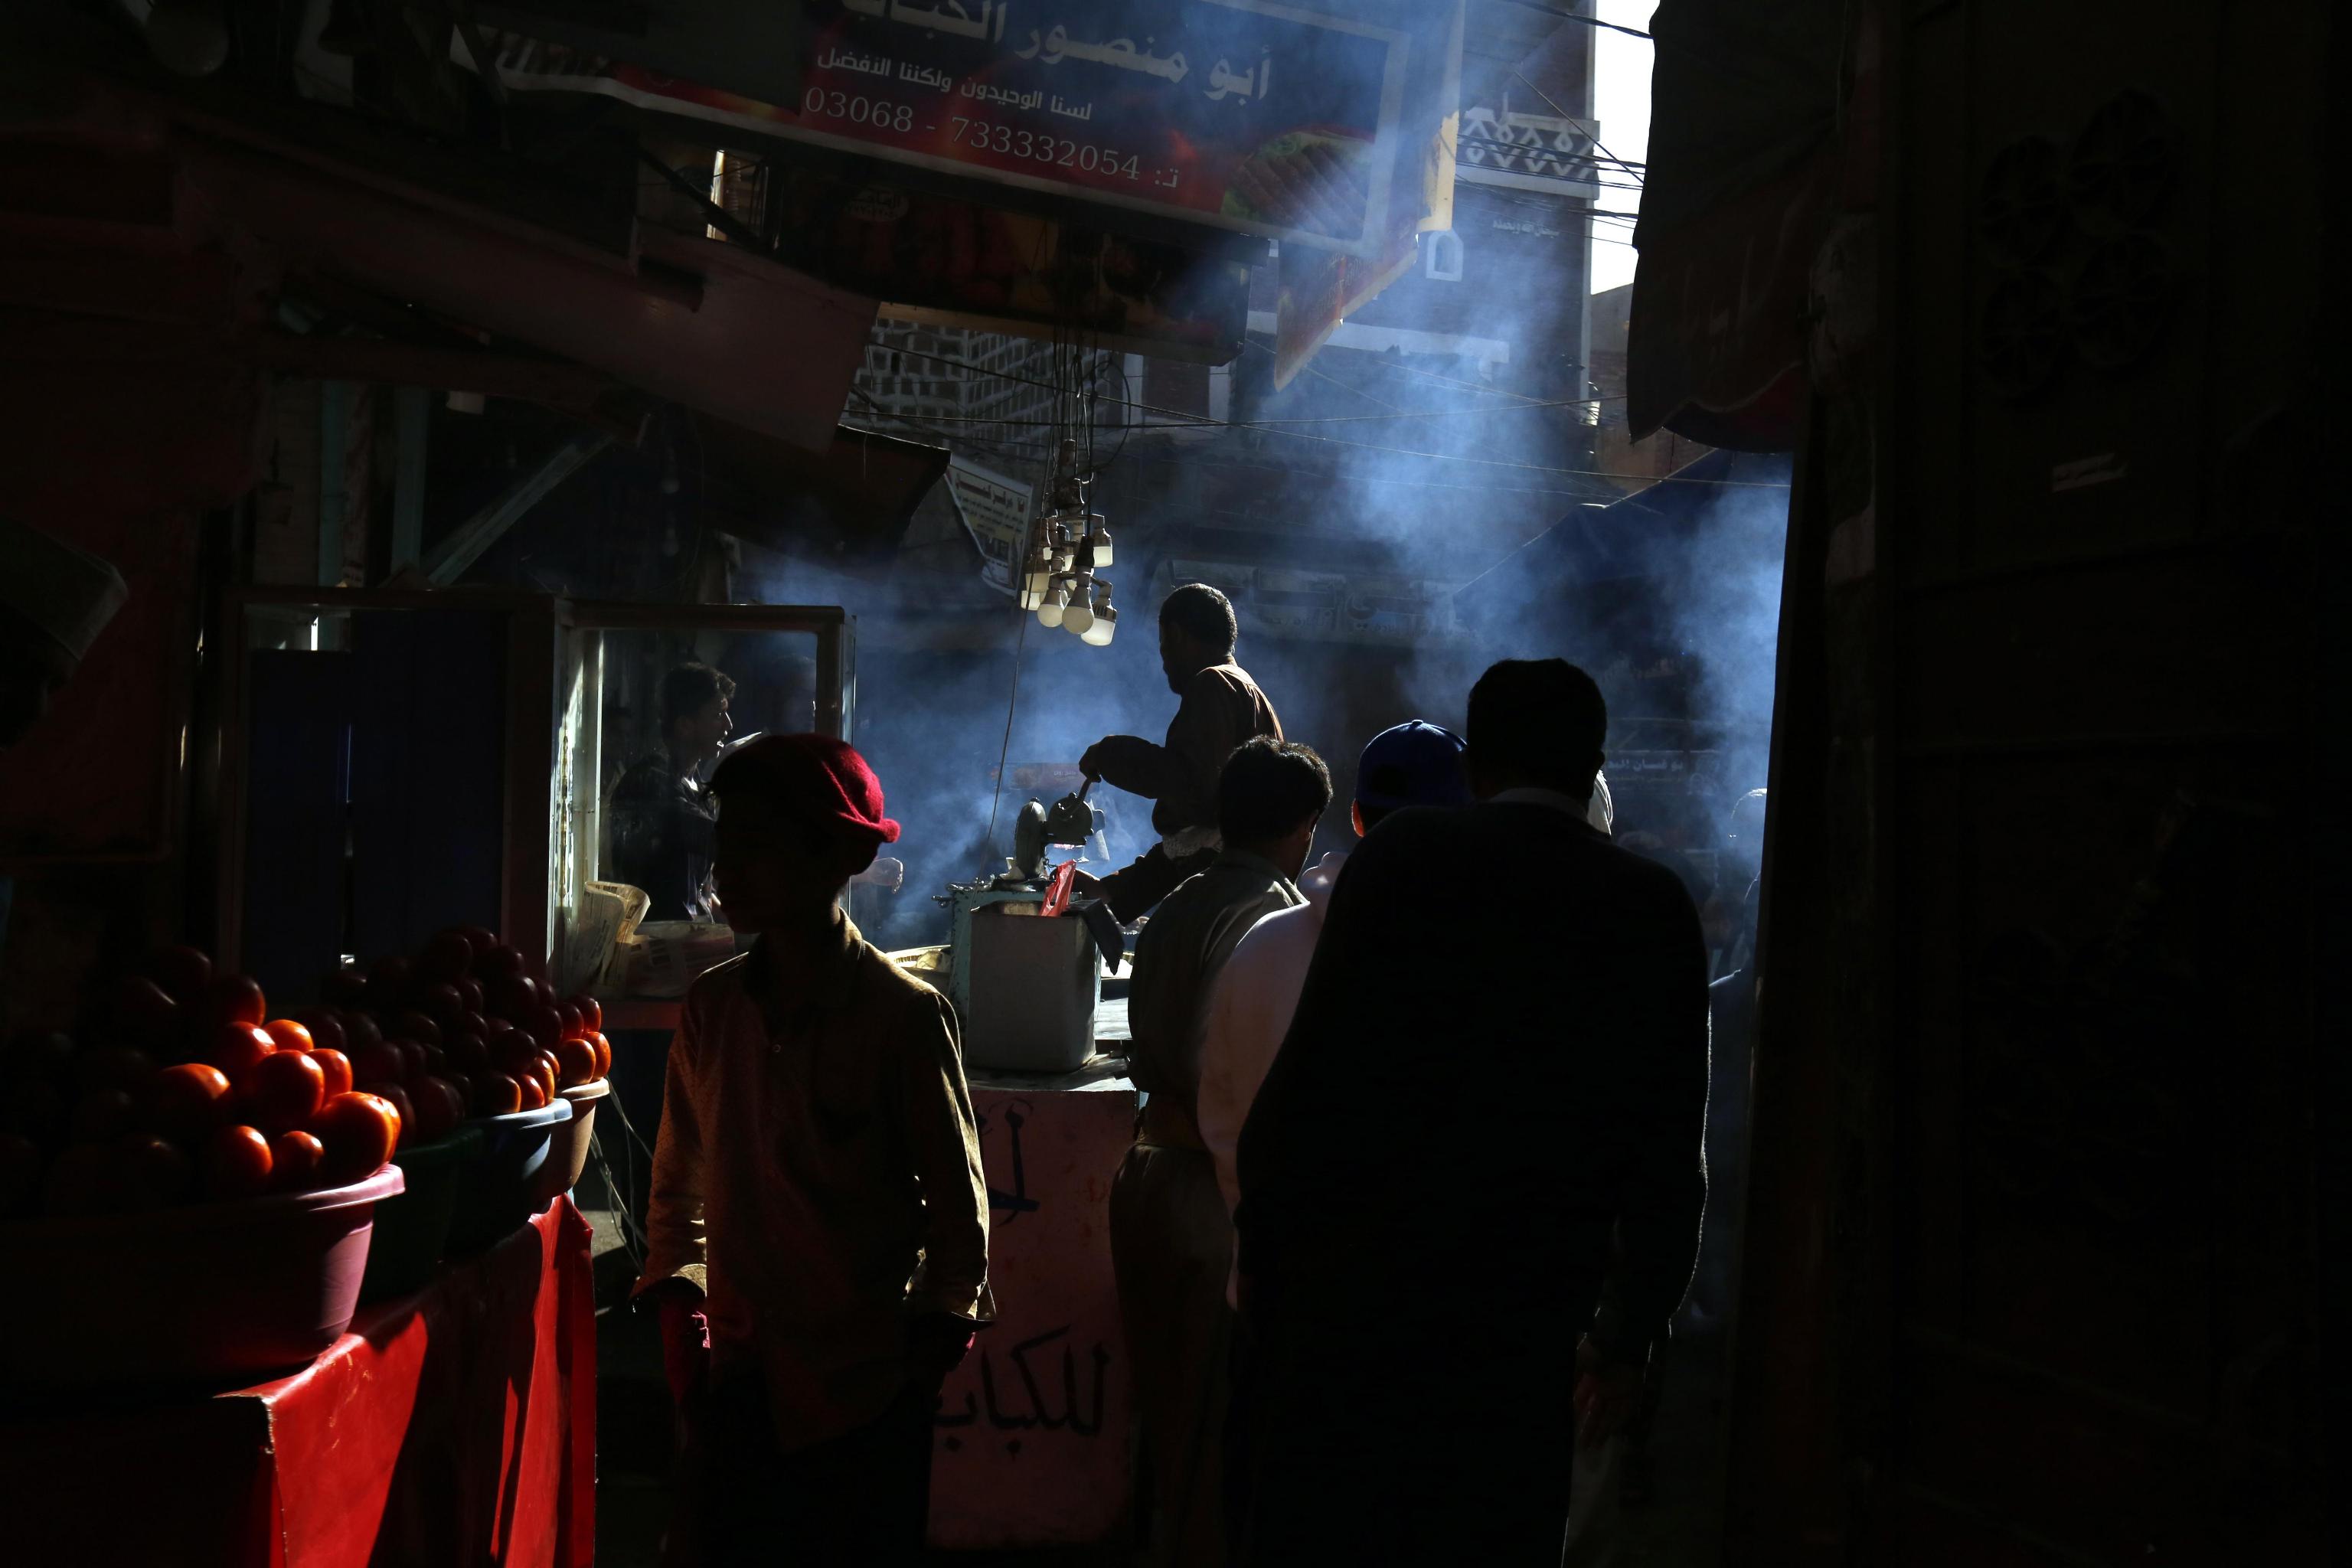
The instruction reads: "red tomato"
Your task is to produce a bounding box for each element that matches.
[369,954,414,1004]
[70,1088,138,1145]
[418,982,466,1024]
[418,932,474,983]
[483,1015,520,1049]
[349,1039,405,1087]
[310,1047,355,1099]
[475,944,528,982]
[444,1031,490,1076]
[202,1124,273,1201]
[312,1091,400,1183]
[262,1018,315,1055]
[456,977,486,1016]
[487,975,537,1022]
[145,1062,234,1141]
[524,1006,565,1054]
[108,975,182,1054]
[473,1072,522,1118]
[342,1010,384,1056]
[5,1027,77,1085]
[516,1073,549,1112]
[410,1075,462,1144]
[394,1011,444,1050]
[592,1032,612,1080]
[358,1082,416,1150]
[492,1034,541,1075]
[322,966,368,1009]
[440,1070,474,1109]
[76,1045,158,1096]
[270,1129,325,1191]
[201,1021,276,1080]
[119,1132,194,1208]
[556,1001,585,1042]
[204,973,269,1030]
[244,1050,327,1134]
[573,995,603,1036]
[140,944,214,1007]
[554,1037,596,1089]
[288,1008,347,1057]
[458,926,500,959]
[0,1132,41,1216]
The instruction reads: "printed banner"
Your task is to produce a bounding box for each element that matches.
[763,165,1250,361]
[943,456,1035,596]
[469,0,1413,258]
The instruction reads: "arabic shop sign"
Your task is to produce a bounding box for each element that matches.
[942,456,1034,596]
[473,1,1413,259]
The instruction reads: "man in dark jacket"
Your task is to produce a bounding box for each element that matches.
[1080,584,1282,922]
[609,662,735,921]
[1230,658,1710,1566]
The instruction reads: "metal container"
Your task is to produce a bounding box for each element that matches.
[961,905,1099,1073]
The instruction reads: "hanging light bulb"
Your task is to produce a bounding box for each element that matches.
[1083,516,1113,570]
[1018,535,1054,610]
[1063,569,1096,636]
[1038,577,1070,629]
[1047,521,1076,575]
[1081,580,1118,646]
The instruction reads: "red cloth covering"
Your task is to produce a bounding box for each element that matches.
[1,1198,595,1568]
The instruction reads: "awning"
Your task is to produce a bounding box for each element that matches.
[1625,0,1856,450]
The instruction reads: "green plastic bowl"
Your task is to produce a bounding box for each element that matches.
[357,1125,484,1305]
[446,1099,573,1255]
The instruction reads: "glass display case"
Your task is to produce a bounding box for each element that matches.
[211,590,853,1013]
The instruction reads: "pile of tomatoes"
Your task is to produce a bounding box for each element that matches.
[309,925,612,1133]
[0,929,613,1222]
[0,946,401,1219]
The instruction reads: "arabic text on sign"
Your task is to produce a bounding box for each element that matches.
[803,86,920,132]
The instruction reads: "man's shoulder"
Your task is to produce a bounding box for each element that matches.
[612,751,673,799]
[862,940,948,1005]
[684,951,753,1005]
[1226,900,1316,972]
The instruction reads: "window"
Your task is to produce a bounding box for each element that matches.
[1425,230,1465,282]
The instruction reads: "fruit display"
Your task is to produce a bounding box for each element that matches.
[307,925,612,1127]
[0,929,612,1222]
[0,946,406,1220]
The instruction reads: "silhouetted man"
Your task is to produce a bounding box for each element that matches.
[1080,584,1282,922]
[1231,658,1709,1566]
[1116,737,1330,1567]
[610,662,735,921]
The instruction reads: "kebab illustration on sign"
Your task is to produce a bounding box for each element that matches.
[1223,129,1376,242]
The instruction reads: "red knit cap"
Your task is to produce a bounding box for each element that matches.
[710,733,902,847]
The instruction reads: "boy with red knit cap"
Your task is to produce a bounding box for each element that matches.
[637,734,993,1565]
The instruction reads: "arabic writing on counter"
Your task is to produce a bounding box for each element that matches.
[831,2,1276,106]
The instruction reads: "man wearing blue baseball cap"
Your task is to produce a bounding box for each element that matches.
[1195,719,1472,1248]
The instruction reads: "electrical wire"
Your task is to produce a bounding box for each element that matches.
[1512,67,1647,191]
[1496,0,1655,39]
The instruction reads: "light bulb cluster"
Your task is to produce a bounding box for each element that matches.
[1021,438,1119,647]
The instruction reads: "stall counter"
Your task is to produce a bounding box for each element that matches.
[2,1198,596,1568]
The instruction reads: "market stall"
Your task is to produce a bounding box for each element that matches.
[2,1199,595,1568]
[0,925,620,1566]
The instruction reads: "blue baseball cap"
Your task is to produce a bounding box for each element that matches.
[1355,720,1472,812]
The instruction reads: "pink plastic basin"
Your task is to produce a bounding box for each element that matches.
[532,1079,609,1209]
[0,1165,405,1388]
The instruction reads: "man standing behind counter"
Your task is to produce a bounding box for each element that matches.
[1080,584,1282,922]
[610,661,736,922]
[1116,737,1331,1567]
